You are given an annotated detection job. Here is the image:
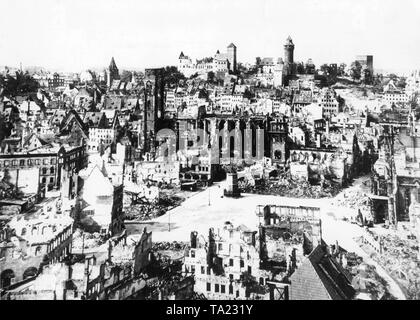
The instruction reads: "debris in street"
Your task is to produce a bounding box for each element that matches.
[239,173,342,198]
[358,229,420,300]
[124,193,185,221]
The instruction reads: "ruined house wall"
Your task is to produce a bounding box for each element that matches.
[133,231,152,275]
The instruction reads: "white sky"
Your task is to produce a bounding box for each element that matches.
[0,0,419,73]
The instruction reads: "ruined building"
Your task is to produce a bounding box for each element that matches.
[1,229,152,300]
[184,222,272,300]
[370,117,420,226]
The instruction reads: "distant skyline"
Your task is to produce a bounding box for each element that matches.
[0,0,419,74]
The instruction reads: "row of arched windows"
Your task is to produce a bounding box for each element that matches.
[0,267,38,289]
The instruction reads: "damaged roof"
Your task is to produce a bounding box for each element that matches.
[290,244,355,300]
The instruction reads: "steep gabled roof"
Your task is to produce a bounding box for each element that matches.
[61,109,88,133]
[109,57,118,70]
[290,244,355,300]
[84,111,107,128]
[50,109,67,126]
[285,36,294,46]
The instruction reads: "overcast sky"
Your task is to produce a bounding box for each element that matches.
[0,0,419,74]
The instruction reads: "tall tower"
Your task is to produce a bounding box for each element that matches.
[283,36,295,83]
[227,43,237,73]
[284,36,294,65]
[107,57,120,88]
[268,116,288,166]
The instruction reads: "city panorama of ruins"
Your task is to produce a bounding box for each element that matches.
[1,0,420,305]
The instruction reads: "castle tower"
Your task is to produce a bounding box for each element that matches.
[178,51,193,76]
[283,36,296,83]
[107,57,120,88]
[178,51,187,69]
[284,36,294,65]
[227,43,237,73]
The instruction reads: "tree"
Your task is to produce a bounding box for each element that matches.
[320,64,330,76]
[162,66,186,86]
[362,67,373,85]
[0,114,13,143]
[350,61,362,81]
[305,61,316,75]
[338,63,347,76]
[388,73,398,81]
[296,62,305,74]
[120,70,133,82]
[237,62,247,74]
[0,71,39,96]
[372,73,384,91]
[319,64,338,85]
[207,71,216,84]
[396,77,406,89]
[243,88,254,100]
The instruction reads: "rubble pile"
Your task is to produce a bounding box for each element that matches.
[145,273,190,300]
[332,190,372,220]
[125,195,184,221]
[343,251,395,300]
[240,175,341,198]
[150,242,190,262]
[374,233,420,300]
[0,178,24,200]
[152,241,189,252]
[0,205,21,218]
[352,263,394,300]
[125,204,165,221]
[333,190,370,211]
[72,229,106,250]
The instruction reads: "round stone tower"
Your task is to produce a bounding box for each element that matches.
[284,36,295,65]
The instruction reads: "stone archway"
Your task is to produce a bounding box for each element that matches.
[1,269,15,289]
[23,267,38,279]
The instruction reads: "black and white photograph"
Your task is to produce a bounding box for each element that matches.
[0,0,419,311]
